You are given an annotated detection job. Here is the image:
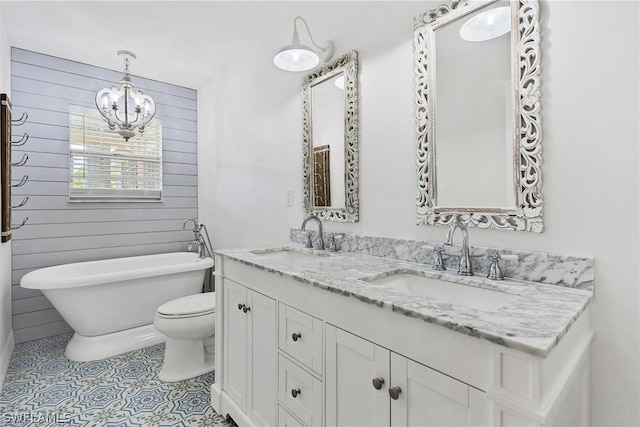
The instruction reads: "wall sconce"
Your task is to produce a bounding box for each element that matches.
[95,50,156,141]
[273,16,334,72]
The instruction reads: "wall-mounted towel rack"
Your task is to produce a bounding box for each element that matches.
[1,94,30,243]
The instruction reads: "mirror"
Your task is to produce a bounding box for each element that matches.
[303,51,359,222]
[414,0,543,232]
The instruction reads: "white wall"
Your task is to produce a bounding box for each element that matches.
[0,2,15,389]
[199,1,639,425]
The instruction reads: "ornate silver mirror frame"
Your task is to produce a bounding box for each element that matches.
[303,50,359,222]
[414,0,543,232]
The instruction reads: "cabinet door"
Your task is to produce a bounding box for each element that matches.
[223,279,248,410]
[326,325,390,427]
[390,353,485,427]
[247,290,278,427]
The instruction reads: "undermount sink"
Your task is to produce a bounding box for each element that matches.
[251,248,330,263]
[367,272,518,311]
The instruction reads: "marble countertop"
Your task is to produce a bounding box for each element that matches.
[215,245,593,358]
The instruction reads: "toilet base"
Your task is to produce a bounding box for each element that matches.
[158,336,215,382]
[158,361,215,383]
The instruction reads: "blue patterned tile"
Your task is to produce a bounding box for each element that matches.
[130,406,184,426]
[33,357,72,377]
[0,334,236,426]
[72,359,117,379]
[0,381,34,403]
[115,360,155,380]
[123,388,171,414]
[73,384,126,412]
[6,356,39,375]
[141,343,166,359]
[105,420,144,427]
[30,383,82,407]
[171,389,211,417]
[184,411,235,427]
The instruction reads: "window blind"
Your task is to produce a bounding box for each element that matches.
[69,106,162,201]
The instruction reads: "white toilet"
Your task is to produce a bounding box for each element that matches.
[153,292,216,382]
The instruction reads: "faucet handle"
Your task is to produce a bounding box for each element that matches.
[305,232,313,249]
[432,246,446,271]
[421,245,446,271]
[328,234,344,252]
[187,239,201,253]
[487,251,504,280]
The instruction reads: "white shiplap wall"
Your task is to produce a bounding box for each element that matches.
[10,48,199,343]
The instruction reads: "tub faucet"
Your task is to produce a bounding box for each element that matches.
[182,218,214,260]
[444,220,473,276]
[183,218,198,233]
[301,213,325,250]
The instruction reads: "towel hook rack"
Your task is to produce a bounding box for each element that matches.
[2,94,30,242]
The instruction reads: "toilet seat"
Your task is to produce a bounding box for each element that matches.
[156,293,215,319]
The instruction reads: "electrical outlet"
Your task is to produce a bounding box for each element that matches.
[285,189,293,206]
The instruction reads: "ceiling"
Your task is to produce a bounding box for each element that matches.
[2,1,433,90]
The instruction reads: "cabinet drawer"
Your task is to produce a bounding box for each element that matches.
[279,405,305,427]
[278,354,323,427]
[279,302,323,375]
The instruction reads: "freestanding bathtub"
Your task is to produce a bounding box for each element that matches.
[20,252,214,361]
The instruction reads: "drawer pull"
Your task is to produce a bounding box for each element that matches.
[237,303,244,310]
[243,305,251,313]
[372,377,385,390]
[389,386,401,400]
[291,388,301,398]
[292,332,302,342]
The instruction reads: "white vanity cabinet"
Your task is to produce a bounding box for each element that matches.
[211,255,591,427]
[325,325,490,427]
[221,278,277,427]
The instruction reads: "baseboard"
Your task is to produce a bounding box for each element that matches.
[0,329,15,390]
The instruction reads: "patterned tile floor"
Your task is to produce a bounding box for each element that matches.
[0,333,237,426]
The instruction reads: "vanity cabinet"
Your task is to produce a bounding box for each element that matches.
[222,278,277,427]
[211,255,591,427]
[326,325,490,426]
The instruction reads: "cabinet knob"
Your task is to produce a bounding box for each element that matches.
[372,377,385,390]
[292,332,302,342]
[237,303,244,310]
[389,386,402,400]
[291,388,301,398]
[242,305,251,313]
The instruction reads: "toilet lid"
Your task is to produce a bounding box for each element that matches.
[157,293,216,317]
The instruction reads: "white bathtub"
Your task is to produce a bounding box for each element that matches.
[21,252,214,361]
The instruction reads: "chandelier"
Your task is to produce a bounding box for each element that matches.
[95,50,156,141]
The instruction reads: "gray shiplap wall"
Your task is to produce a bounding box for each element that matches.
[10,48,199,343]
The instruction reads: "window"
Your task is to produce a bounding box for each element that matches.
[69,105,162,201]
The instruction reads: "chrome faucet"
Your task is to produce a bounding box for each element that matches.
[183,218,214,259]
[301,213,325,250]
[444,220,473,276]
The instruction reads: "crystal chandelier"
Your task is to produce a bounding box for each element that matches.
[95,50,156,141]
